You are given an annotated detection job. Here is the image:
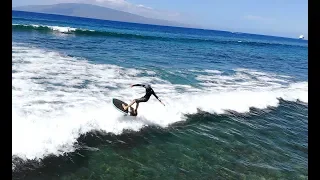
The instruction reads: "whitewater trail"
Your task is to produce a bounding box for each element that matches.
[12,43,308,164]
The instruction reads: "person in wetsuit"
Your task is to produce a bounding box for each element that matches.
[122,84,165,113]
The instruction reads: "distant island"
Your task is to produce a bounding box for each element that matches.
[12,3,189,28]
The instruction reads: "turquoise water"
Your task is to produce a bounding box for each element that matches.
[12,10,308,179]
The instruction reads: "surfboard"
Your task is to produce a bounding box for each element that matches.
[112,98,128,115]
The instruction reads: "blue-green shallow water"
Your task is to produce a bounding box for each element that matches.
[12,10,308,179]
[12,100,308,180]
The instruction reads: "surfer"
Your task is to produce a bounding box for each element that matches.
[122,84,165,112]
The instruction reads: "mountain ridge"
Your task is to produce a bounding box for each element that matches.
[13,3,190,28]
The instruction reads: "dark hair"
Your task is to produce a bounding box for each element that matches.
[129,107,137,116]
[130,111,137,116]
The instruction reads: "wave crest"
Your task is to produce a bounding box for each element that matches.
[12,24,307,48]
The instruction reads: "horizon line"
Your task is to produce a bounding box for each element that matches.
[12,9,308,41]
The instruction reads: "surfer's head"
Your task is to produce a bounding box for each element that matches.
[145,84,151,89]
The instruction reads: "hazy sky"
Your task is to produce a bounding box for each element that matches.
[12,0,308,39]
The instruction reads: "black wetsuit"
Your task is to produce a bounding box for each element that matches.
[132,84,159,103]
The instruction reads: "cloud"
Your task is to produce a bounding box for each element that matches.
[244,15,273,22]
[92,0,128,5]
[137,4,153,10]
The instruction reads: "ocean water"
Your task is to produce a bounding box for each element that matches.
[12,10,308,179]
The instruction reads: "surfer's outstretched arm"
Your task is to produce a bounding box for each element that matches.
[153,92,165,106]
[131,84,146,88]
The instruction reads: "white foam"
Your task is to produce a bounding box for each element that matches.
[13,24,79,33]
[204,69,222,74]
[48,25,77,33]
[12,44,308,165]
